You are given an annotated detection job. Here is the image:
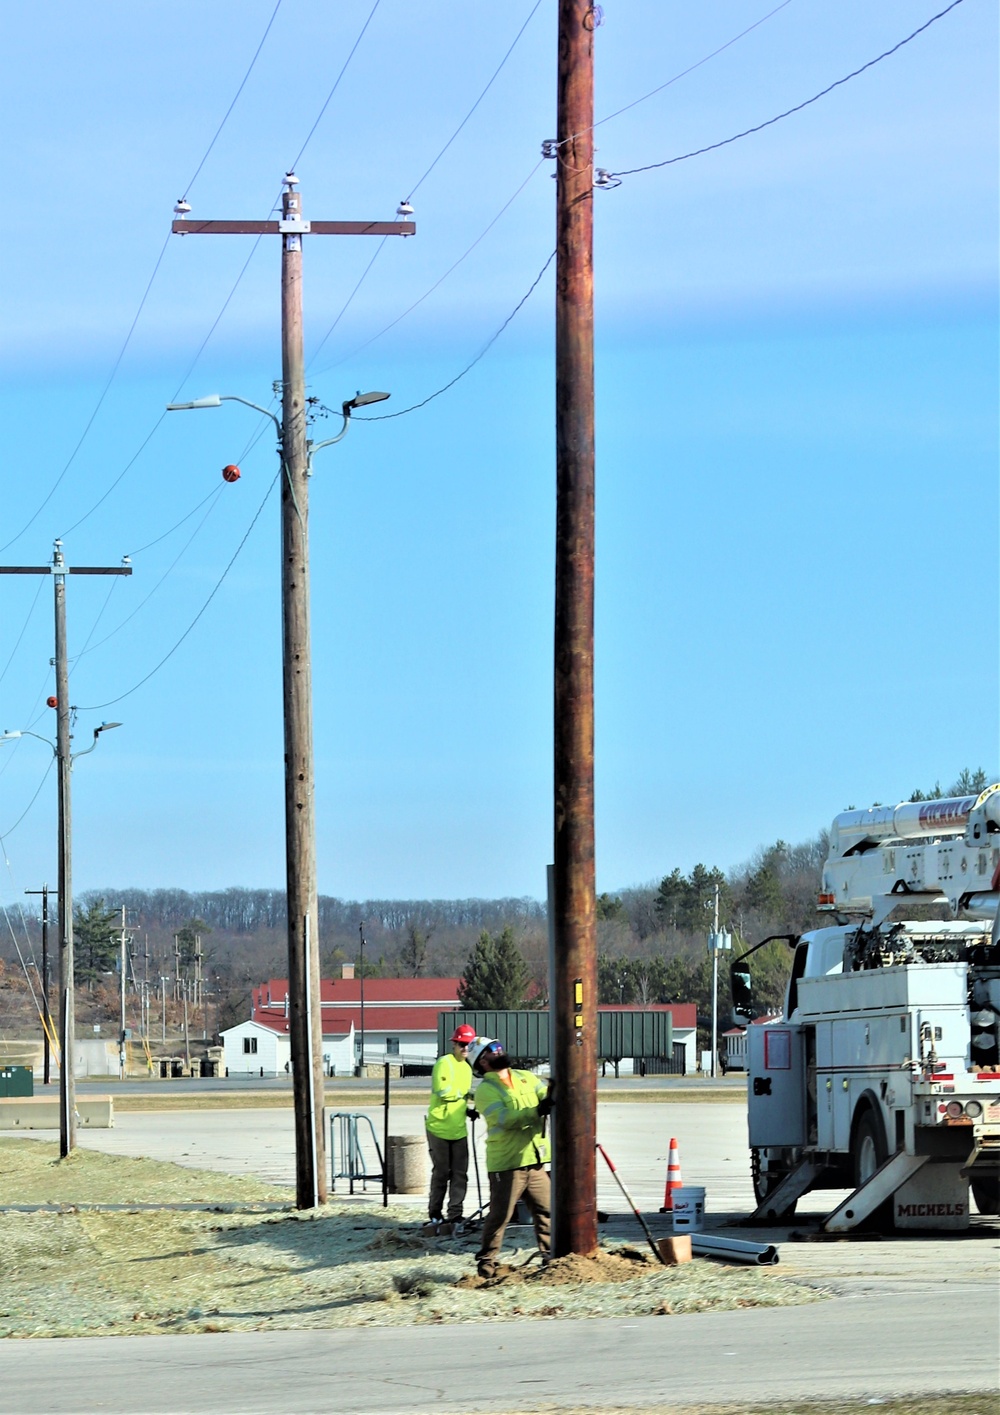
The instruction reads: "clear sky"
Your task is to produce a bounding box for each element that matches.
[0,0,996,908]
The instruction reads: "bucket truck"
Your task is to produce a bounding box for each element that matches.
[733,786,1000,1231]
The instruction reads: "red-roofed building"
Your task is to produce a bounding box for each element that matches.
[221,969,461,1077]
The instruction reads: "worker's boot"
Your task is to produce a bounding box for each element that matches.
[437,1221,456,1238]
[476,1260,497,1279]
[420,1219,441,1236]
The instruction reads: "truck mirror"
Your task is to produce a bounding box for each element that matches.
[731,964,753,1021]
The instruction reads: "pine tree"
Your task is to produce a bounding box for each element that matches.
[74,898,120,988]
[400,924,430,977]
[458,927,529,1009]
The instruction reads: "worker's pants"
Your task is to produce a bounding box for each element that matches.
[427,1133,469,1221]
[477,1164,551,1267]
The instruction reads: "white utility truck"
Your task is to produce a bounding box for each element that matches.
[733,786,1000,1231]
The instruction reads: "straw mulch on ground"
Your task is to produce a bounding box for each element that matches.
[0,1139,823,1338]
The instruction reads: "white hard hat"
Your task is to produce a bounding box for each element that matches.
[467,1036,503,1074]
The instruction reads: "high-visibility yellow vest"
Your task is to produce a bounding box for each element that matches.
[474,1069,550,1172]
[426,1053,473,1140]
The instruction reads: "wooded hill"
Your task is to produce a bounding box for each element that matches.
[1,769,990,1038]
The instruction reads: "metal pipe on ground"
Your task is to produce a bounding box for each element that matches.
[692,1233,779,1265]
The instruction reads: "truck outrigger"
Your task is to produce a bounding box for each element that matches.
[733,786,1000,1231]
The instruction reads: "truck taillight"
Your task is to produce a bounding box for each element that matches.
[964,1100,983,1119]
[945,1101,964,1119]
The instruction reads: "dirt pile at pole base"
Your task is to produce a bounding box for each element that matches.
[457,1246,655,1289]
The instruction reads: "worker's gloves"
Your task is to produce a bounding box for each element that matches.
[466,1108,478,1121]
[538,1092,555,1117]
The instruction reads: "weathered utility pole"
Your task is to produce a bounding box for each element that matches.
[552,0,598,1257]
[172,177,414,1208]
[0,541,131,1154]
[118,906,129,1080]
[25,886,54,1084]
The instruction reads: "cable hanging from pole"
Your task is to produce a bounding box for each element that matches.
[607,0,970,180]
[348,249,556,422]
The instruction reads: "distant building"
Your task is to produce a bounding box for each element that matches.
[722,1015,781,1073]
[220,969,461,1077]
[597,1003,697,1075]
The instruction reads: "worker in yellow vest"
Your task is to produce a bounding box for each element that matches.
[423,1023,477,1236]
[468,1035,553,1278]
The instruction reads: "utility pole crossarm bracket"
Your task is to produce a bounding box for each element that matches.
[172,220,415,237]
[70,567,133,576]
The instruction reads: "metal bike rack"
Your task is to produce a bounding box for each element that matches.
[329,1112,385,1194]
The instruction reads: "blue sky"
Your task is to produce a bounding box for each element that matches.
[0,0,996,906]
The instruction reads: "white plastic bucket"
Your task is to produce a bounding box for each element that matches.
[672,1186,706,1232]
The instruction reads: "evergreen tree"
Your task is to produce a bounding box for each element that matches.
[74,898,120,987]
[458,927,529,1009]
[399,924,430,977]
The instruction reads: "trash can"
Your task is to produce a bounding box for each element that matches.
[386,1135,426,1194]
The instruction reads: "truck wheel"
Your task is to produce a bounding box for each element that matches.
[851,1106,892,1231]
[970,1177,1000,1215]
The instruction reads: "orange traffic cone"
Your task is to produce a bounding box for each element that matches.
[659,1137,682,1212]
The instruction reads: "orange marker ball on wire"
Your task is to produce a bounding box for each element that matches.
[46,696,58,708]
[222,464,241,483]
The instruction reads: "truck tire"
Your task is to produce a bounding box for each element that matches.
[851,1105,893,1231]
[970,1177,1000,1215]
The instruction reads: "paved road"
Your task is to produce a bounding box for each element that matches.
[0,1285,994,1414]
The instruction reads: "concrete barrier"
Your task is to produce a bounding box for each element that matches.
[0,1095,114,1129]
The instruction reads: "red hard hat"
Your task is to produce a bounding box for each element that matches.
[451,1024,477,1045]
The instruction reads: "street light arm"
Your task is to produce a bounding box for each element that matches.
[70,721,122,765]
[219,395,282,439]
[1,728,56,754]
[308,410,351,458]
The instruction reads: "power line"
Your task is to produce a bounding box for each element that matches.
[609,0,969,179]
[0,579,45,692]
[73,488,225,662]
[127,486,222,558]
[72,575,123,662]
[288,0,383,172]
[406,0,545,201]
[183,0,285,197]
[592,0,796,133]
[1,0,288,554]
[77,470,280,711]
[312,160,546,375]
[307,1,544,371]
[350,249,556,422]
[0,758,54,845]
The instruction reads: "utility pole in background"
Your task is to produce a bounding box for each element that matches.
[0,541,131,1154]
[25,886,54,1084]
[117,906,129,1080]
[171,176,414,1208]
[552,0,598,1257]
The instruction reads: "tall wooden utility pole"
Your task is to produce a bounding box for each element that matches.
[172,176,414,1208]
[0,541,131,1154]
[552,0,598,1257]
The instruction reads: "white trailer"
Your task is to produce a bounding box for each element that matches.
[733,786,1000,1231]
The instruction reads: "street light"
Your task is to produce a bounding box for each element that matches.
[1,717,122,1150]
[166,390,389,470]
[167,384,390,1202]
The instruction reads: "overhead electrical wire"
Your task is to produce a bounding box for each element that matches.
[73,488,225,662]
[590,0,797,135]
[127,485,222,559]
[307,0,545,367]
[0,0,286,554]
[288,0,383,172]
[350,249,556,422]
[0,579,45,693]
[312,159,547,375]
[609,0,969,179]
[59,0,386,543]
[0,758,54,846]
[77,469,280,711]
